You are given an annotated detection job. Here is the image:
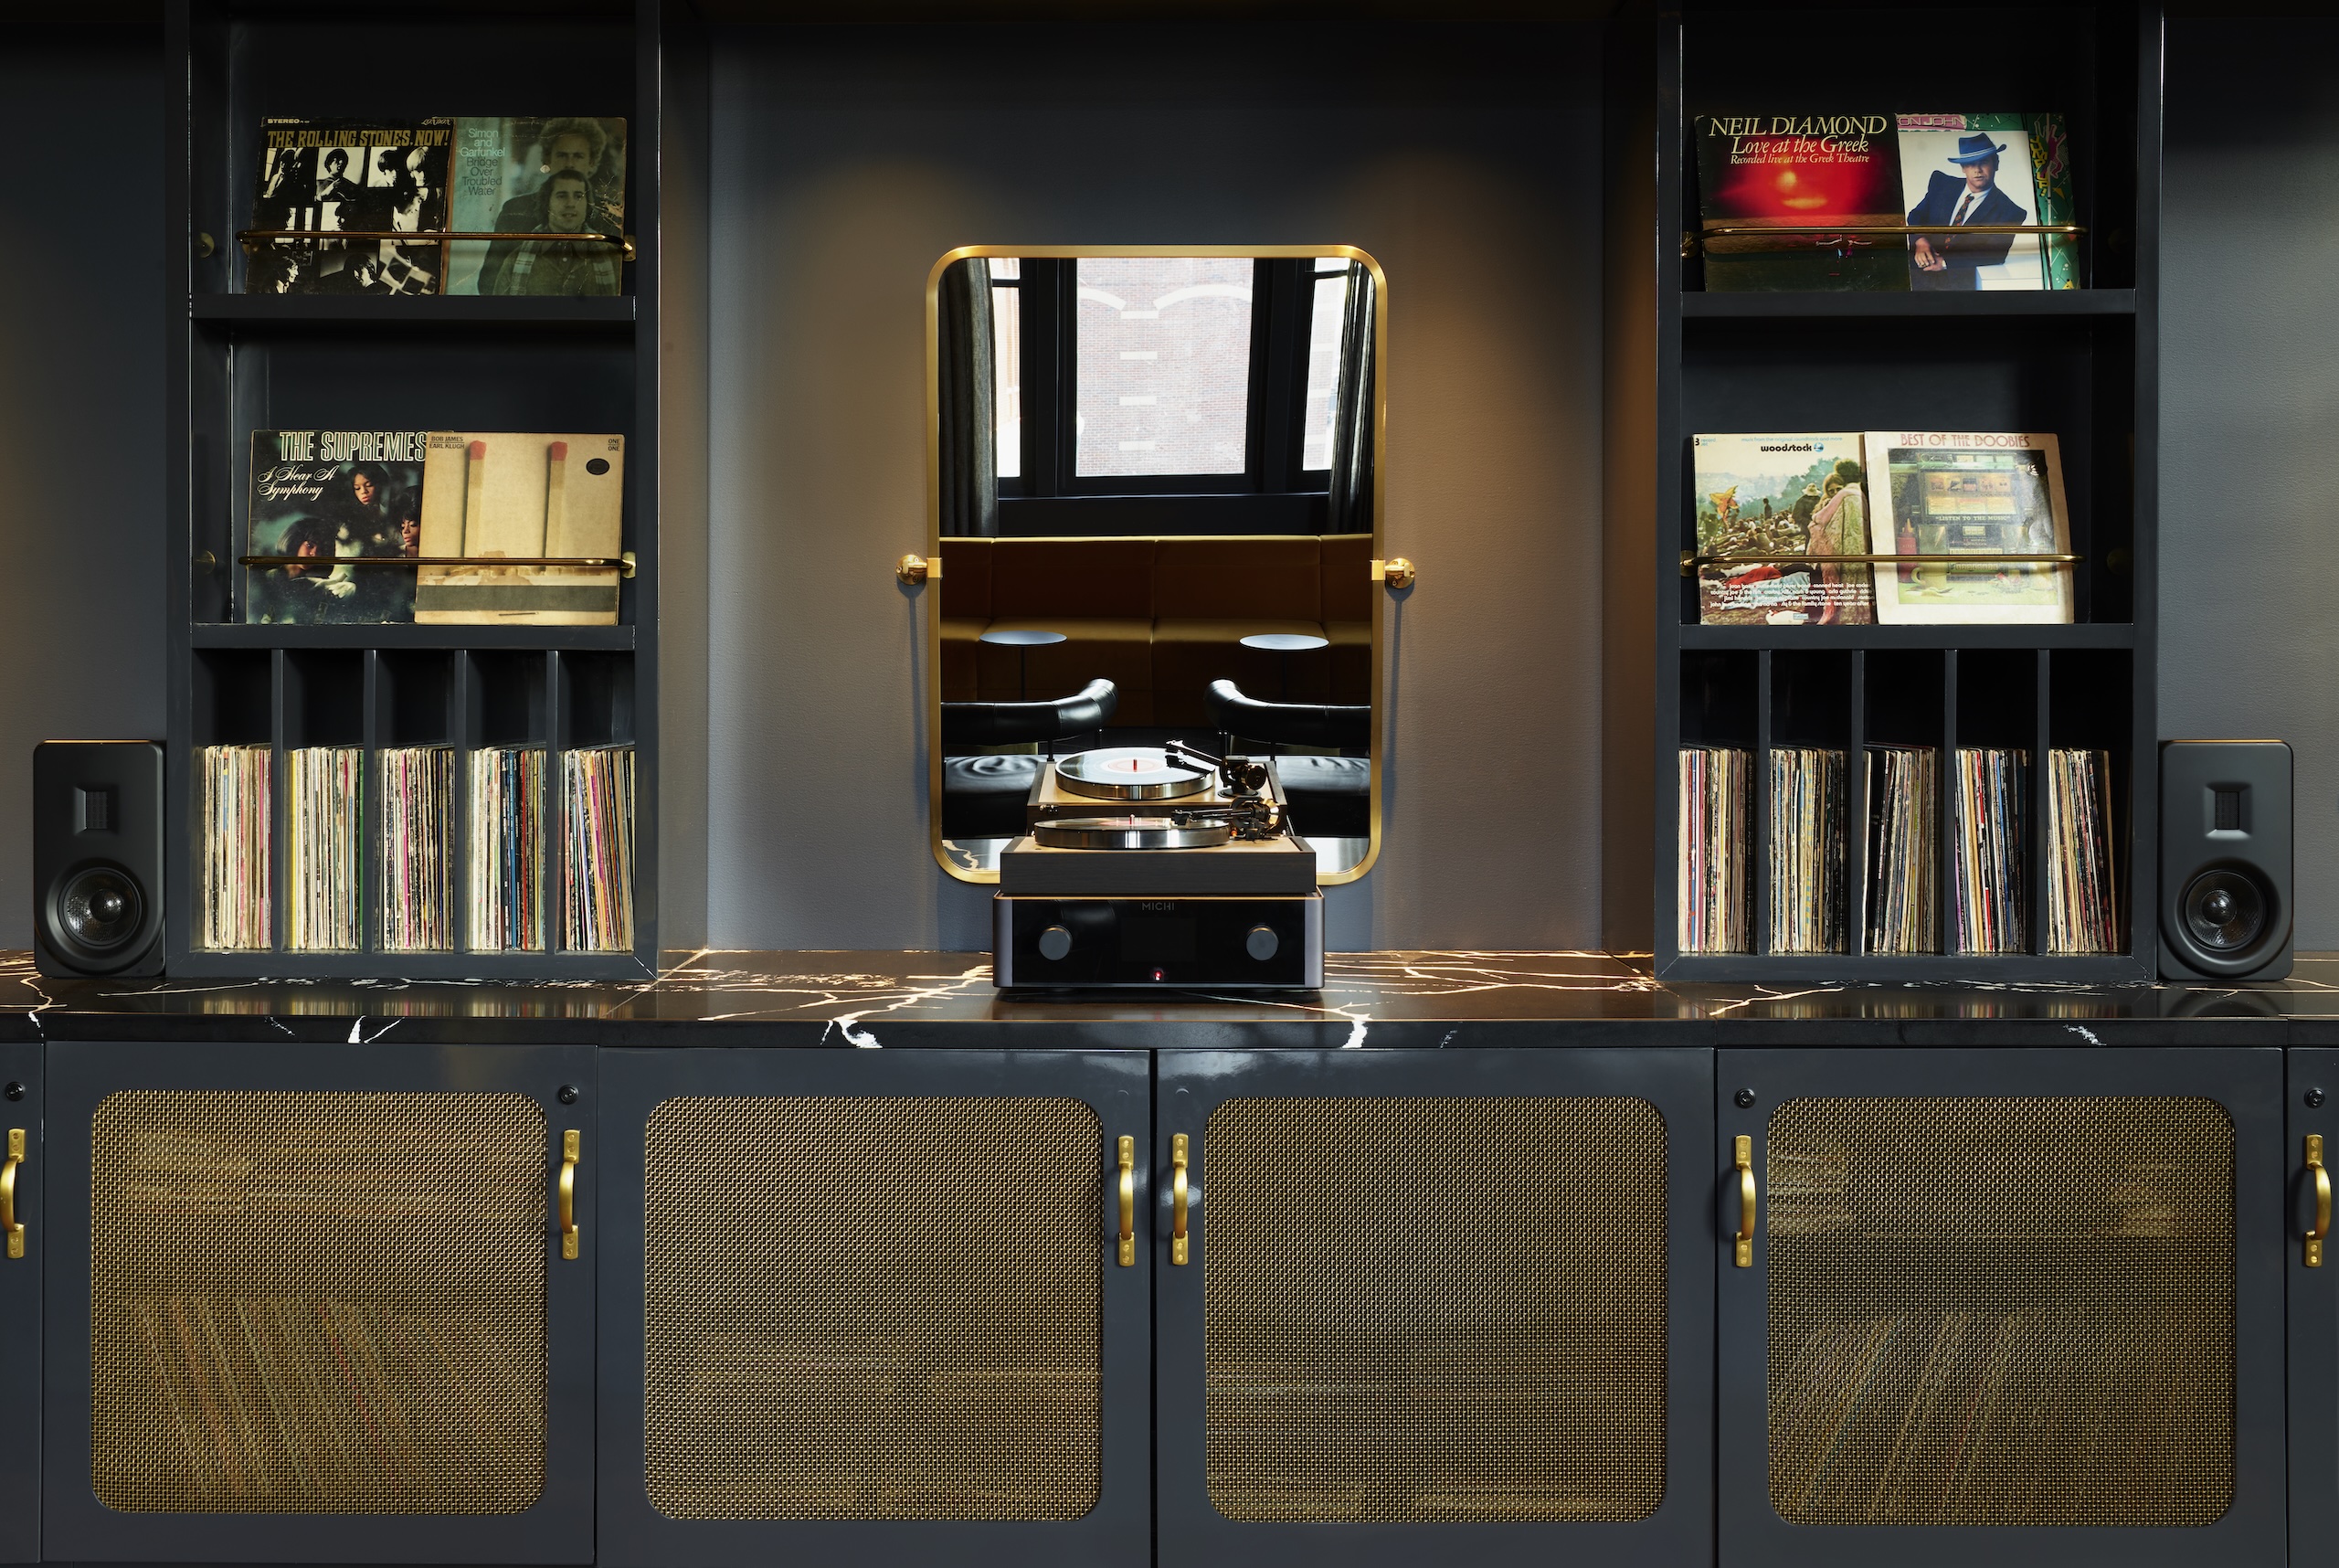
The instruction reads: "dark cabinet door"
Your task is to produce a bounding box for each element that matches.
[596,1046,1152,1568]
[0,1042,39,1563]
[42,1041,597,1563]
[1156,1046,1715,1568]
[1718,1047,2284,1568]
[2291,1047,2336,1565]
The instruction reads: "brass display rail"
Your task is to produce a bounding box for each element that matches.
[238,228,637,261]
[1685,221,2085,257]
[1682,550,2080,578]
[241,553,636,577]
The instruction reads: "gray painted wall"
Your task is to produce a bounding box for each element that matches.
[0,31,164,949]
[704,24,1602,950]
[2162,17,2339,948]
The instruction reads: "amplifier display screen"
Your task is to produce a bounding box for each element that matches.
[1118,916,1196,962]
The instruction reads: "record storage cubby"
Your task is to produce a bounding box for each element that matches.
[1646,0,2160,982]
[164,0,667,979]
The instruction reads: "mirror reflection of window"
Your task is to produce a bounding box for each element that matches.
[1301,257,1350,471]
[1073,257,1254,478]
[990,259,1021,480]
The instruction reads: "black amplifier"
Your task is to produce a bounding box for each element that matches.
[993,894,1323,990]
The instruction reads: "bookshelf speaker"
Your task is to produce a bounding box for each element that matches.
[33,740,163,978]
[2160,739,2292,981]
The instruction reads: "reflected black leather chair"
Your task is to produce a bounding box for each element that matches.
[940,678,1118,840]
[1204,679,1371,840]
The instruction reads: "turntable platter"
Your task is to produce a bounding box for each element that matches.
[1031,816,1234,850]
[1053,747,1211,801]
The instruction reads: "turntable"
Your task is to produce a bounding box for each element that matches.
[994,742,1324,991]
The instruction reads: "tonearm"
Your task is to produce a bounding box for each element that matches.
[1166,739,1269,799]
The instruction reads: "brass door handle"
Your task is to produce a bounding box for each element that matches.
[559,1129,580,1260]
[1171,1133,1191,1266]
[1,1129,21,1260]
[1732,1134,1756,1268]
[2310,1134,2331,1268]
[1116,1136,1135,1266]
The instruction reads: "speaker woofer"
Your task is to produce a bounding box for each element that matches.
[48,862,145,962]
[2183,869,2266,952]
[2167,862,2281,975]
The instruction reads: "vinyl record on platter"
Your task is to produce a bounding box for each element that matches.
[1032,817,1233,850]
[1053,747,1211,801]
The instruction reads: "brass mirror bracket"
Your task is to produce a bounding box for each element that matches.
[897,553,935,587]
[1373,556,1415,591]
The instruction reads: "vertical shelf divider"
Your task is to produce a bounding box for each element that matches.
[270,647,288,956]
[1847,651,1868,959]
[1752,649,1773,958]
[547,651,569,956]
[362,650,381,957]
[453,650,475,959]
[2033,652,2053,956]
[1940,651,1959,959]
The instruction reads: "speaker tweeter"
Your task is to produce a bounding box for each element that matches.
[2159,739,2291,982]
[34,741,164,977]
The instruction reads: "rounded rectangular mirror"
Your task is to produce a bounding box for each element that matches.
[926,246,1385,885]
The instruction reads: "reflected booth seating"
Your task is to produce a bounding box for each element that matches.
[939,677,1117,841]
[1205,679,1371,842]
[938,534,1371,726]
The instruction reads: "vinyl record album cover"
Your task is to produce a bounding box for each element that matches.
[247,119,452,295]
[244,429,424,624]
[446,117,627,297]
[1691,113,1906,291]
[1692,432,1873,624]
[1865,430,2074,624]
[416,432,624,624]
[1894,113,2048,291]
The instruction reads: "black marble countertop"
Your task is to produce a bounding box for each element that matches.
[2,950,2334,1047]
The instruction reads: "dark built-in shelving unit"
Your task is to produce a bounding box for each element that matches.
[1646,1,2161,983]
[164,0,671,980]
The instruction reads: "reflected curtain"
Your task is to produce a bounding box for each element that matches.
[1325,261,1376,536]
[937,257,998,537]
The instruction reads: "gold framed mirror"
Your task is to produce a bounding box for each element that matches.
[925,245,1386,886]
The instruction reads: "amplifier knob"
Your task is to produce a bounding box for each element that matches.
[1038,925,1074,961]
[1244,924,1279,961]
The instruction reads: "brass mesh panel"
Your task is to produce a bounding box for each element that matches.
[90,1090,549,1514]
[1203,1096,1668,1522]
[642,1097,1103,1520]
[1766,1096,2236,1527]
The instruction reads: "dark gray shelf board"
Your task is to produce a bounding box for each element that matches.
[1680,289,2137,321]
[1660,953,2156,986]
[192,624,637,652]
[1675,622,2136,652]
[165,950,654,983]
[191,293,636,333]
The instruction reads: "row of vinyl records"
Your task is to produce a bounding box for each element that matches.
[1678,745,2120,955]
[198,742,634,953]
